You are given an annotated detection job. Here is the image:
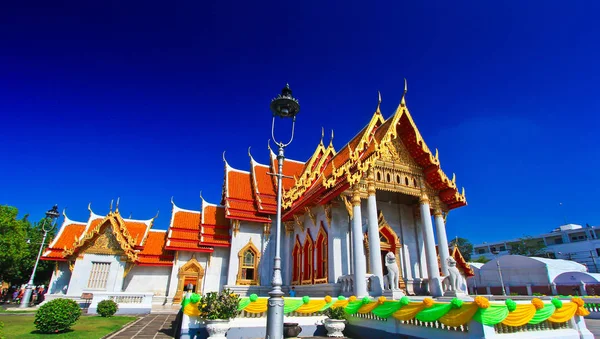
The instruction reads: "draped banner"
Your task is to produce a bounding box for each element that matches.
[181,294,588,326]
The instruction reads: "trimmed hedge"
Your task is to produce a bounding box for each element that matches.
[34,298,81,333]
[97,299,119,317]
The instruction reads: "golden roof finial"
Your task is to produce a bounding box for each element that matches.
[435,148,439,162]
[452,173,456,184]
[115,197,120,212]
[320,127,325,145]
[377,90,382,113]
[329,129,334,148]
[461,187,466,196]
[401,78,408,107]
[109,199,114,212]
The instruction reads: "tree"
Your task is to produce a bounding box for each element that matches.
[0,205,57,286]
[472,255,491,264]
[449,237,473,261]
[0,205,30,284]
[508,236,546,257]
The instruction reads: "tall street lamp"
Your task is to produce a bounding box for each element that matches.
[20,204,60,308]
[266,84,300,339]
[491,249,506,296]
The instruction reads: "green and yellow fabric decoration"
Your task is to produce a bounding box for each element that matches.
[183,294,589,326]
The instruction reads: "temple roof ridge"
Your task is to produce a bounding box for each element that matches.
[46,209,86,250]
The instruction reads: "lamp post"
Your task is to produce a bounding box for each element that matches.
[20,204,60,308]
[266,84,300,339]
[491,249,506,296]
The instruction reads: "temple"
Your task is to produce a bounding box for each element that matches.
[41,87,473,305]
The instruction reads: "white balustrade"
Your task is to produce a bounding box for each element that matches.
[88,292,153,315]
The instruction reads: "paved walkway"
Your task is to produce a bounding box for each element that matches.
[107,314,177,339]
[585,318,600,337]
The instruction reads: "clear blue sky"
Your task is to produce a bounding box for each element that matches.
[1,1,598,244]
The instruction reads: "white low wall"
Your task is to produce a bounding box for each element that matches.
[88,292,153,315]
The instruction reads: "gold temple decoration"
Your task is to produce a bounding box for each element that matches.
[123,262,135,278]
[63,211,138,263]
[231,219,240,236]
[304,207,316,227]
[279,87,466,211]
[340,195,353,219]
[351,184,361,207]
[293,214,304,232]
[323,203,332,228]
[68,261,75,272]
[173,256,205,303]
[284,221,295,235]
[263,223,271,237]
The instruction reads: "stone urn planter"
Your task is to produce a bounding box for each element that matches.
[205,319,230,339]
[283,322,302,338]
[324,319,346,337]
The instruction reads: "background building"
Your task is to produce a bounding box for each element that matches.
[471,224,600,273]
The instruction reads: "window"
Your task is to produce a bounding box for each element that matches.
[315,224,328,284]
[237,240,260,285]
[292,236,302,285]
[87,262,111,289]
[302,232,314,284]
[499,246,506,252]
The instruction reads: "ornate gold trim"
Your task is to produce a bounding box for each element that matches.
[340,195,353,219]
[351,185,361,206]
[323,203,332,228]
[263,223,271,237]
[123,262,135,278]
[304,207,316,227]
[293,214,305,232]
[284,221,295,235]
[173,256,205,303]
[232,220,240,236]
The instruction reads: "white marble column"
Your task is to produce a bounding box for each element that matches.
[367,170,384,292]
[434,208,450,276]
[351,185,368,297]
[419,195,441,296]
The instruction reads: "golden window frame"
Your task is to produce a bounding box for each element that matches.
[236,239,261,285]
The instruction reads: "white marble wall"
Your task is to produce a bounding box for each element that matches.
[122,266,170,295]
[225,221,270,287]
[48,261,71,294]
[67,253,125,296]
[167,249,229,297]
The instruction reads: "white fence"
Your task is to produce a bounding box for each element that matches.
[88,292,153,315]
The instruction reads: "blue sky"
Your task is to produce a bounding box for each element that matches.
[1,1,598,244]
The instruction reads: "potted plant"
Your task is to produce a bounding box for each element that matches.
[198,289,240,339]
[323,307,346,337]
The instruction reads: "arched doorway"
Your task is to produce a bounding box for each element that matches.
[364,212,405,291]
[173,255,205,303]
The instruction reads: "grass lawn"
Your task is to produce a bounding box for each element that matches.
[0,315,136,339]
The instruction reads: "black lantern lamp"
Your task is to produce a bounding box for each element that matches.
[46,205,60,219]
[270,84,300,119]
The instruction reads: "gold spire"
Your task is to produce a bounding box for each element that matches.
[115,197,120,212]
[328,129,334,148]
[320,127,325,145]
[109,199,114,212]
[377,90,382,113]
[401,78,408,107]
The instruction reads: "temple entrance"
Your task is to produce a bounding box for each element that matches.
[364,211,405,291]
[173,256,205,303]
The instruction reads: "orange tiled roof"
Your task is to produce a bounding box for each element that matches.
[137,231,174,266]
[41,215,90,261]
[224,165,271,223]
[250,160,277,213]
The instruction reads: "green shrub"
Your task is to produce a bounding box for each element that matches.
[509,292,519,296]
[34,298,81,333]
[198,289,240,320]
[324,307,346,320]
[533,292,543,296]
[97,299,119,317]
